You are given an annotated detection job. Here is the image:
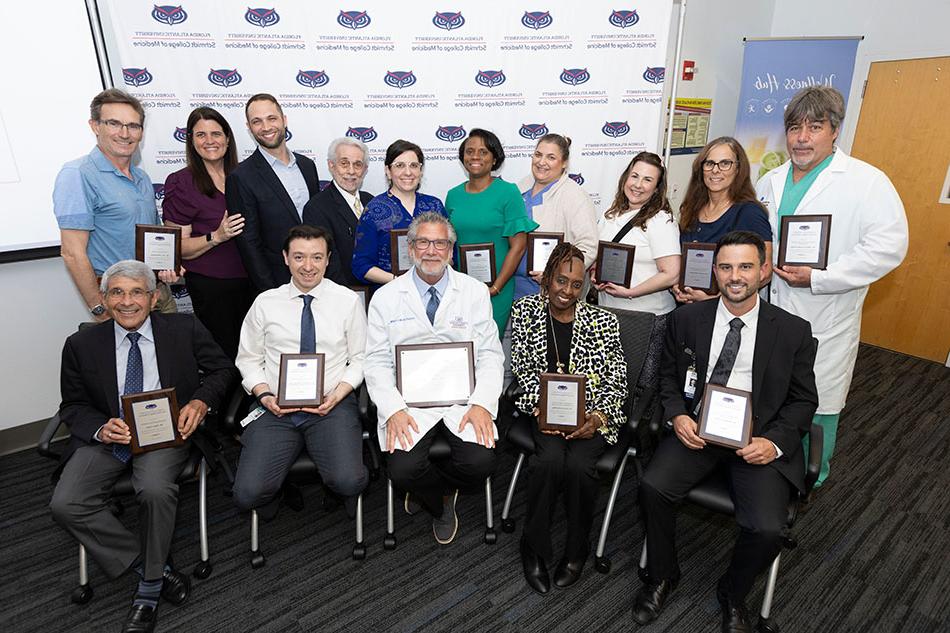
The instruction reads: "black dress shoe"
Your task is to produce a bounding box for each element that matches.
[520,538,550,595]
[553,557,586,588]
[122,603,157,633]
[632,577,677,625]
[161,568,191,606]
[717,592,752,633]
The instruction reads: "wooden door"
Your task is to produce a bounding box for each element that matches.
[852,57,950,363]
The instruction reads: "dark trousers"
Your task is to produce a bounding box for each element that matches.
[184,271,255,359]
[639,435,790,601]
[50,443,190,581]
[523,427,607,561]
[232,394,368,519]
[387,421,496,517]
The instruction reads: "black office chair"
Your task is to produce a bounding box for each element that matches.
[38,413,214,605]
[221,384,381,565]
[498,306,661,573]
[635,423,823,633]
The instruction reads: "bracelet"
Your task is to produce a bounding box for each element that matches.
[590,410,607,428]
[256,391,275,405]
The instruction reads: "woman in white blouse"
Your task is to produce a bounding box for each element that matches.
[593,152,680,314]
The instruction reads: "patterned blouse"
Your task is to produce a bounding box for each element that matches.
[510,293,628,444]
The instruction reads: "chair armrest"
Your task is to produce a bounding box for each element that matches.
[803,423,823,494]
[503,379,523,403]
[221,387,253,436]
[625,386,655,433]
[37,413,65,460]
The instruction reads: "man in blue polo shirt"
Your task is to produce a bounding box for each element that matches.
[54,89,177,320]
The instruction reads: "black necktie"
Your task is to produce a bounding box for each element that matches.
[708,317,744,387]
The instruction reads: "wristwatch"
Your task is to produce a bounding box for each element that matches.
[90,304,106,317]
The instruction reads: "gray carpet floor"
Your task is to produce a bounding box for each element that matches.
[2,344,948,633]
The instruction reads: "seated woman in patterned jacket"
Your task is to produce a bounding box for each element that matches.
[510,242,627,595]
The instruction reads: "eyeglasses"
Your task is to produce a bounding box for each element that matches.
[391,161,422,172]
[334,159,365,171]
[411,238,452,251]
[98,119,144,133]
[701,159,735,172]
[106,288,152,299]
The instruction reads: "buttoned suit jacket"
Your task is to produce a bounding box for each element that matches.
[302,183,373,286]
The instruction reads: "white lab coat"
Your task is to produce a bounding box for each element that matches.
[756,149,908,414]
[364,266,505,449]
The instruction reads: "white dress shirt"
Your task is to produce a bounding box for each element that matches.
[260,147,310,220]
[95,317,161,441]
[332,180,362,218]
[236,278,366,396]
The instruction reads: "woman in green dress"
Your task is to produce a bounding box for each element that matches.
[445,128,539,337]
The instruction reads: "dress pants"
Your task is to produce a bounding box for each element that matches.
[639,435,790,601]
[232,393,368,519]
[386,421,496,517]
[184,271,255,359]
[50,443,191,581]
[523,427,607,561]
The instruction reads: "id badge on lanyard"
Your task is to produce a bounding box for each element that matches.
[684,364,698,400]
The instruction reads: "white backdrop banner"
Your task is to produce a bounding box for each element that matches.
[97,0,673,212]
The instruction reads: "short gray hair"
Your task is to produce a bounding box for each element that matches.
[100,260,156,293]
[327,137,368,163]
[784,86,846,132]
[407,212,457,245]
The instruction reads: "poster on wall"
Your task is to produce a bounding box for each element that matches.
[95,0,674,214]
[734,37,860,181]
[668,97,711,155]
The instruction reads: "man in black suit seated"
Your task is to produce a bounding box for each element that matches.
[632,231,818,633]
[303,137,374,286]
[49,260,236,633]
[226,93,321,292]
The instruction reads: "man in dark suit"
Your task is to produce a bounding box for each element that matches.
[49,260,236,633]
[302,137,374,286]
[632,231,818,633]
[226,93,320,292]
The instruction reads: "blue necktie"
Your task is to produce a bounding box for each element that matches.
[426,287,440,325]
[113,332,142,463]
[291,295,316,427]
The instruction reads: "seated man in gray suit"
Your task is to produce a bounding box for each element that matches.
[50,260,236,633]
[233,224,368,519]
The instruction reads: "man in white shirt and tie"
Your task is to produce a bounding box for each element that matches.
[303,137,375,287]
[233,225,368,520]
[364,212,504,544]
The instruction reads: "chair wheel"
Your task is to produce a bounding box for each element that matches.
[484,529,497,545]
[501,518,516,533]
[192,561,212,579]
[352,544,367,560]
[250,552,266,568]
[383,534,397,550]
[594,557,611,574]
[637,565,650,583]
[71,584,93,605]
[756,616,780,633]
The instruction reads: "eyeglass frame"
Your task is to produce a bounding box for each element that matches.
[410,238,453,251]
[701,159,736,172]
[98,119,144,133]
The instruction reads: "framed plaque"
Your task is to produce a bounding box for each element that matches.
[679,242,717,294]
[778,214,832,269]
[277,353,325,408]
[527,232,564,273]
[135,224,182,272]
[537,373,586,433]
[595,241,636,287]
[697,384,753,449]
[121,387,183,455]
[458,242,497,285]
[396,342,475,407]
[389,228,412,276]
[348,285,370,314]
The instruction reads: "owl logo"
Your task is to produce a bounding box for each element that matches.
[475,70,506,88]
[122,68,153,88]
[173,127,188,143]
[208,68,242,88]
[284,128,293,142]
[432,11,465,30]
[384,70,417,89]
[245,8,280,28]
[643,66,665,84]
[568,173,585,186]
[519,123,549,140]
[602,121,630,138]
[337,10,371,29]
[521,11,553,29]
[435,125,466,143]
[151,5,187,25]
[559,68,590,86]
[608,10,639,28]
[296,70,330,89]
[153,184,165,201]
[346,127,378,143]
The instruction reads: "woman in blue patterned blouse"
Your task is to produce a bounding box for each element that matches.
[351,139,448,286]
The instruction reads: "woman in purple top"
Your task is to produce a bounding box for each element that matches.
[351,139,447,287]
[162,107,253,358]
